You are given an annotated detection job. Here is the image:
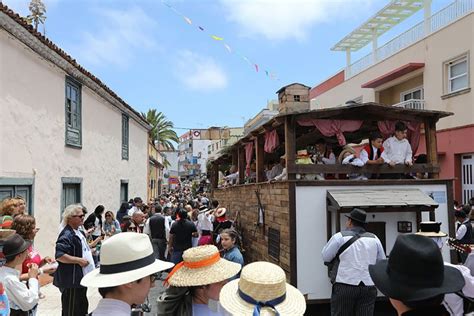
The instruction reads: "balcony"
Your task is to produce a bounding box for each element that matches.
[393,99,425,110]
[347,0,474,78]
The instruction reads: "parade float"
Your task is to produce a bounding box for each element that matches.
[210,83,455,303]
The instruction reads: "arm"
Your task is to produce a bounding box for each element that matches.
[456,225,467,240]
[168,234,174,252]
[351,157,365,167]
[273,168,287,181]
[359,149,369,164]
[114,220,122,233]
[375,238,386,260]
[321,233,342,263]
[192,222,199,237]
[405,141,413,165]
[143,218,151,236]
[56,253,87,266]
[381,139,392,164]
[6,277,39,311]
[322,153,336,165]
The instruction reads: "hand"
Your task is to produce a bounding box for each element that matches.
[376,158,384,164]
[42,266,57,274]
[43,256,55,264]
[28,263,39,279]
[76,258,89,267]
[111,226,116,233]
[405,161,413,167]
[389,162,396,167]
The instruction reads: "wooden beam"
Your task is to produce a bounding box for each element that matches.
[238,146,245,185]
[211,163,219,189]
[231,149,238,167]
[284,116,296,180]
[256,134,265,183]
[425,119,439,179]
[288,163,439,174]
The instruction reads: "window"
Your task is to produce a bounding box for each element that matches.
[122,114,129,160]
[120,180,128,202]
[61,177,82,214]
[447,56,468,93]
[293,95,300,102]
[0,180,33,215]
[401,87,423,101]
[65,77,82,147]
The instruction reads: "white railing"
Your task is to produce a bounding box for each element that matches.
[346,0,474,78]
[393,99,425,110]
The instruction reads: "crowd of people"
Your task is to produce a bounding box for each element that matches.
[219,121,427,186]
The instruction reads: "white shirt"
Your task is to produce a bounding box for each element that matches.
[128,206,140,217]
[360,145,380,164]
[443,263,474,316]
[143,214,170,237]
[92,216,102,236]
[197,213,214,231]
[268,164,284,180]
[381,136,412,164]
[342,154,364,167]
[0,266,39,311]
[322,230,386,286]
[74,229,95,275]
[91,298,131,316]
[456,219,470,240]
[273,168,287,181]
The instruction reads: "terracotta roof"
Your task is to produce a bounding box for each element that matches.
[0,3,150,127]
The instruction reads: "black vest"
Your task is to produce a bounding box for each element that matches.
[149,214,166,239]
[458,221,473,244]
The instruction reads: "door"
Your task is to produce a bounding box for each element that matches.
[366,221,387,253]
[462,154,474,204]
[0,185,33,214]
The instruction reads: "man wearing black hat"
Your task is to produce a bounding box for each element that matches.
[322,208,385,316]
[0,234,39,314]
[454,206,473,263]
[369,234,465,315]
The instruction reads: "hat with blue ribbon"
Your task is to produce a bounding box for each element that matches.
[219,262,306,316]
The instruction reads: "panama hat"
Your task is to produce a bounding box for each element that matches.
[2,233,31,259]
[198,205,209,214]
[215,207,227,218]
[220,262,306,316]
[345,208,367,224]
[337,145,356,164]
[369,234,464,302]
[81,232,174,288]
[416,222,447,237]
[0,229,16,240]
[165,245,241,287]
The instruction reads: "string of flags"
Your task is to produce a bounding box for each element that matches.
[162,0,279,81]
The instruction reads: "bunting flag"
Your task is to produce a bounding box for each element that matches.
[161,0,279,81]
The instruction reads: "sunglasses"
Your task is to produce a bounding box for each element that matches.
[71,214,85,218]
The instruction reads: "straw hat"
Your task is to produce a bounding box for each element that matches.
[165,245,241,287]
[198,205,209,214]
[215,207,227,218]
[0,229,16,240]
[220,262,306,316]
[337,145,356,163]
[416,221,447,237]
[81,232,174,288]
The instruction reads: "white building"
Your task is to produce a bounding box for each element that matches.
[161,150,180,190]
[178,131,211,178]
[243,100,279,136]
[0,5,149,256]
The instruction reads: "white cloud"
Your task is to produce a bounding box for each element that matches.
[174,50,228,92]
[73,6,157,67]
[220,0,376,41]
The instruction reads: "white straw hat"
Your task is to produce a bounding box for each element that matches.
[220,262,306,316]
[81,232,174,288]
[415,221,448,237]
[165,245,241,287]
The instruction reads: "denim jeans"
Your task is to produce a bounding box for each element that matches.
[171,250,184,264]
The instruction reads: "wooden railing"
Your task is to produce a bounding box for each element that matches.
[287,163,439,175]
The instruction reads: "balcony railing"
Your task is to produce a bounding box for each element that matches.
[347,0,474,78]
[393,99,425,110]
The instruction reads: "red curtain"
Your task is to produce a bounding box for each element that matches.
[377,121,421,153]
[244,142,254,177]
[297,119,363,146]
[264,130,279,153]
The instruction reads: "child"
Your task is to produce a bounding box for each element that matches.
[360,131,384,165]
[220,228,244,280]
[381,121,413,167]
[338,146,367,180]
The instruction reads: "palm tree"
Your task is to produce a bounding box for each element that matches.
[142,109,179,151]
[26,0,47,33]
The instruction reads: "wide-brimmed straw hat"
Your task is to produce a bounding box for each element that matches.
[198,205,209,214]
[81,232,174,288]
[0,229,16,240]
[416,222,447,237]
[369,234,464,302]
[165,245,241,287]
[337,145,356,163]
[220,262,306,316]
[215,207,227,218]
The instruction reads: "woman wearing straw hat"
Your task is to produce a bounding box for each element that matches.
[219,261,306,316]
[81,232,174,316]
[157,245,241,316]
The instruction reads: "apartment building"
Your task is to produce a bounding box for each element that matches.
[178,130,211,179]
[243,100,279,136]
[207,127,244,161]
[310,0,474,203]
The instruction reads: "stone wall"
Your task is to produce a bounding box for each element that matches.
[213,182,291,279]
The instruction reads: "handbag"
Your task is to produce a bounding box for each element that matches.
[325,234,361,284]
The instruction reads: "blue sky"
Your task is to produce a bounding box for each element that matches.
[5,0,452,134]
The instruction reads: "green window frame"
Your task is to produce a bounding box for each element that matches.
[122,114,129,160]
[65,76,82,147]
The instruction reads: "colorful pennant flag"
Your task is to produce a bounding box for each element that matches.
[254,64,259,72]
[198,26,204,31]
[211,35,224,41]
[224,44,232,53]
[183,16,192,25]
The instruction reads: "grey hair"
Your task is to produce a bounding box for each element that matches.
[62,204,83,225]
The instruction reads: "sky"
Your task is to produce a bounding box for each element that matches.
[5,0,452,134]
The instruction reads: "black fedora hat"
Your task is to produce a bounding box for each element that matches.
[345,208,367,224]
[3,233,31,260]
[369,234,464,302]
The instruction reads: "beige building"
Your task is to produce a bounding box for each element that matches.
[148,141,165,201]
[207,127,244,161]
[0,5,149,255]
[310,0,474,203]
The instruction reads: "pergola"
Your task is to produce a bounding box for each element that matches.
[210,102,452,188]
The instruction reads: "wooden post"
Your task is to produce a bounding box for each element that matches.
[284,116,296,180]
[424,120,439,179]
[256,134,265,182]
[211,162,219,189]
[232,149,238,168]
[238,146,245,184]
